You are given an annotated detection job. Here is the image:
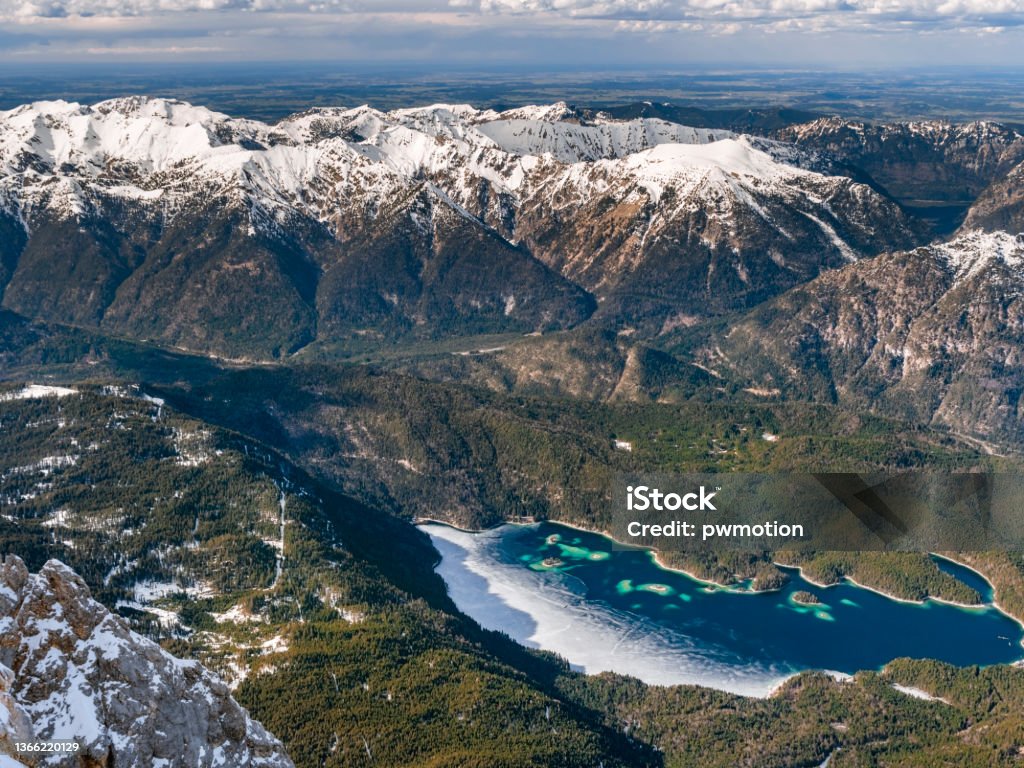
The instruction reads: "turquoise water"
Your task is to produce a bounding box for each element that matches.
[431,521,1024,686]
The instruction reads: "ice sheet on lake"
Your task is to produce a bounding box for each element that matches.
[424,523,794,697]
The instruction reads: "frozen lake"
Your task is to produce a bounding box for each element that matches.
[423,521,1024,697]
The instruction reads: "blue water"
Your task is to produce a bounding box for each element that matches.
[931,554,996,602]
[474,522,1024,677]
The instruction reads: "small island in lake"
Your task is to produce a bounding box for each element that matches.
[792,591,821,605]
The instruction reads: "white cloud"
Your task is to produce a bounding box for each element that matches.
[7,0,1022,20]
[84,43,223,50]
[0,0,454,17]
[456,0,1024,31]
[0,0,1022,62]
[4,0,337,15]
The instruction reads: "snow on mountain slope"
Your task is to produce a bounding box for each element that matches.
[1,97,268,175]
[0,97,922,352]
[483,102,576,123]
[0,97,872,232]
[0,663,32,767]
[509,133,917,307]
[474,114,732,164]
[618,138,808,197]
[513,136,823,231]
[1,98,413,233]
[780,115,1023,149]
[933,229,1024,283]
[0,555,293,768]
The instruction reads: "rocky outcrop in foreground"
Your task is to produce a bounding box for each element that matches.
[0,555,293,768]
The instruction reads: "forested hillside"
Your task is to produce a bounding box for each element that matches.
[3,385,1024,767]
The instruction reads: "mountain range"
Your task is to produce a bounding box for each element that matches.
[0,97,925,356]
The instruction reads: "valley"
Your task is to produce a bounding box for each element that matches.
[4,90,1024,766]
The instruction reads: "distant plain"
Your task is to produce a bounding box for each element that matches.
[4,65,1024,124]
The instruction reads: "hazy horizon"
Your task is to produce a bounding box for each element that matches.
[4,63,1024,124]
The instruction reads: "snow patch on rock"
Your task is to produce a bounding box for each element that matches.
[0,555,293,767]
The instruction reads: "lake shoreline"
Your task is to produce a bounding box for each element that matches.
[930,553,1024,633]
[420,518,1024,698]
[420,518,799,698]
[416,516,1024,633]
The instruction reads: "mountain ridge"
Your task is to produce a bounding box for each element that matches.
[701,229,1024,446]
[0,96,920,357]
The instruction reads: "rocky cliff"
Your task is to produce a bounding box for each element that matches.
[0,555,293,768]
[703,230,1024,447]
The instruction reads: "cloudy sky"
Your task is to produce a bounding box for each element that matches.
[1,0,1022,65]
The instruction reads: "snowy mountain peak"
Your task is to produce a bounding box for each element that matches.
[782,115,1023,146]
[92,95,230,125]
[395,102,480,119]
[628,137,802,178]
[490,102,576,122]
[475,114,734,164]
[0,95,797,229]
[0,95,267,179]
[0,97,842,205]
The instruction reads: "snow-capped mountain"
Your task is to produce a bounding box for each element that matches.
[0,555,293,768]
[962,159,1024,235]
[0,98,726,225]
[704,229,1024,445]
[0,97,919,356]
[774,117,1024,208]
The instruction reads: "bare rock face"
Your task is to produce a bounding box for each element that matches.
[1,660,35,767]
[962,162,1024,235]
[775,117,1024,204]
[705,230,1024,447]
[0,555,293,768]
